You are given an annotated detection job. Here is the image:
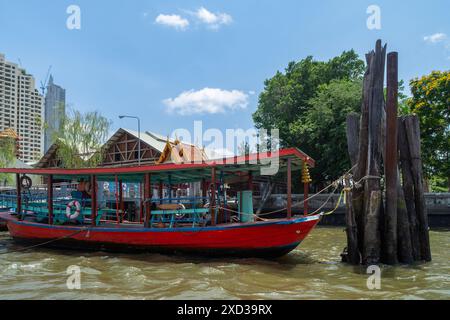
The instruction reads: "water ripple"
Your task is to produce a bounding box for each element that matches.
[0,228,448,300]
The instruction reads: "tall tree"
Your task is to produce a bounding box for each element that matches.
[253,50,365,185]
[407,71,450,190]
[302,79,362,182]
[55,109,111,169]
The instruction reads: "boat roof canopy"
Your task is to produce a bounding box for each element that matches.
[0,148,314,184]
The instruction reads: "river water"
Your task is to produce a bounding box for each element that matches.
[0,227,448,300]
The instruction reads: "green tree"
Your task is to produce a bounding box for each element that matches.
[252,50,365,185]
[301,79,362,182]
[407,70,450,191]
[55,109,111,169]
[0,137,16,185]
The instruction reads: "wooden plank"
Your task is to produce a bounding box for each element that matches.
[364,190,381,265]
[343,174,360,264]
[398,117,421,260]
[383,52,399,264]
[405,115,432,261]
[362,40,386,265]
[346,113,360,171]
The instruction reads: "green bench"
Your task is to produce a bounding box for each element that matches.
[151,208,210,228]
[29,201,106,226]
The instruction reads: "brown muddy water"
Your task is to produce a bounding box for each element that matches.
[0,227,448,300]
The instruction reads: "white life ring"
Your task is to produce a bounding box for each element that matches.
[66,200,81,220]
[175,203,186,219]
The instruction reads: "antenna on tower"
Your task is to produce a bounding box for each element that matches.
[18,58,22,67]
[40,65,52,96]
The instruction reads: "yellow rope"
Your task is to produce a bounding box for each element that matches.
[318,187,352,216]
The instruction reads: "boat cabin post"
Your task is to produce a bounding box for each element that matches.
[118,179,124,216]
[158,181,163,204]
[16,173,21,219]
[210,167,216,226]
[287,158,292,219]
[139,182,144,223]
[91,175,97,227]
[201,179,207,205]
[302,160,312,215]
[114,175,120,224]
[168,174,172,203]
[248,171,253,191]
[144,173,152,228]
[47,174,54,225]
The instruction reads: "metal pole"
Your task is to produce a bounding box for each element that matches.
[137,118,141,166]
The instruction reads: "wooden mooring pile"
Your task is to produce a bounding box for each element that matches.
[343,40,432,265]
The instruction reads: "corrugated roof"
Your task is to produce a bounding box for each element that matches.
[103,128,169,153]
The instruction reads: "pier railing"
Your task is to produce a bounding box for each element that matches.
[253,193,450,212]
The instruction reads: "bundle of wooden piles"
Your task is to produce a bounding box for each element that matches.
[343,40,432,265]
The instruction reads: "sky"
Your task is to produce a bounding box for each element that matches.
[0,0,449,149]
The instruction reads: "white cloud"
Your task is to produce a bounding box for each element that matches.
[205,147,235,159]
[194,7,232,29]
[424,33,447,44]
[164,88,249,115]
[155,14,189,30]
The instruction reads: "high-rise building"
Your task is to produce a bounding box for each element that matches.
[0,53,44,163]
[44,75,65,153]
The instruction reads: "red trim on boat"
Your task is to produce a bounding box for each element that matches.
[0,212,320,256]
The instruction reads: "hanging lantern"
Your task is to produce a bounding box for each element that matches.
[302,162,312,184]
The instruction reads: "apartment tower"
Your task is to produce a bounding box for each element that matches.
[44,75,66,153]
[0,53,44,163]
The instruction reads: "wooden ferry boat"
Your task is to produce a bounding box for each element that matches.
[0,148,320,258]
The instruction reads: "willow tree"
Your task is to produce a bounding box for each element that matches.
[0,137,16,186]
[54,109,111,169]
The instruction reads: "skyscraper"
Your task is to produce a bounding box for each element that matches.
[0,53,44,163]
[44,75,66,153]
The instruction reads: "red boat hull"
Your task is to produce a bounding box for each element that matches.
[0,212,320,258]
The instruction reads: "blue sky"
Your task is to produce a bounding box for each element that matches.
[0,0,449,140]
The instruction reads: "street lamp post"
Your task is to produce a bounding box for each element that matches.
[119,115,141,166]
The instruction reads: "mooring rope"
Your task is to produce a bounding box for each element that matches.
[216,164,360,219]
[0,227,90,255]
